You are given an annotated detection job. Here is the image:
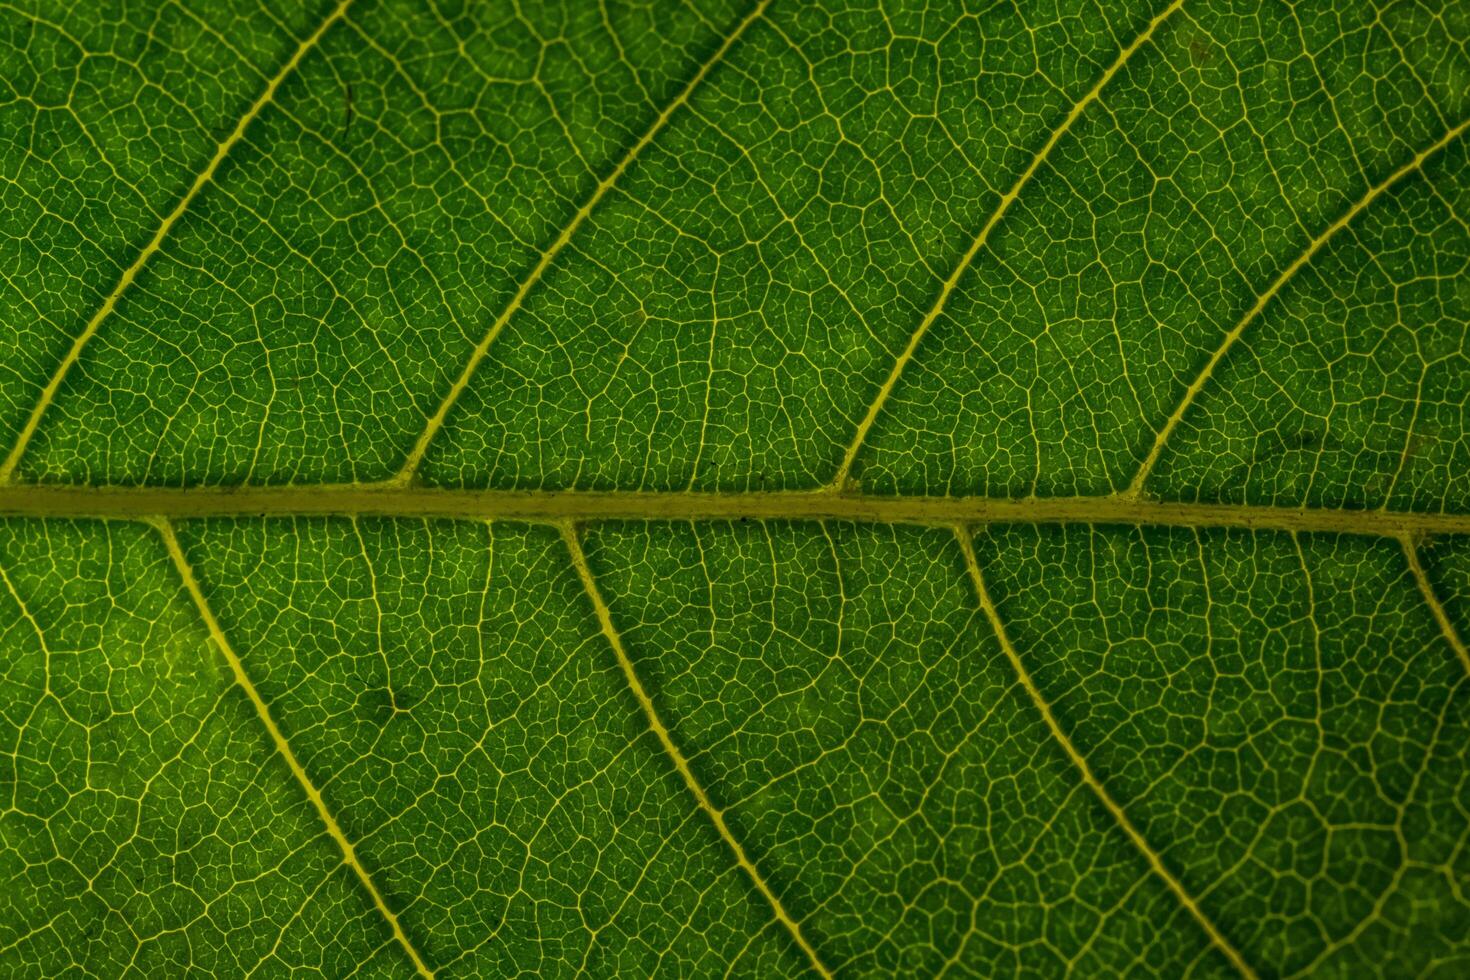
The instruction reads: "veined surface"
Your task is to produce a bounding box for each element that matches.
[1,0,1467,975]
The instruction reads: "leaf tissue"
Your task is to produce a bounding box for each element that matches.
[1,0,1467,976]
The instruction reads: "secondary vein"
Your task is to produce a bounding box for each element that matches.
[1126,115,1470,495]
[389,0,772,486]
[828,0,1186,489]
[0,0,356,485]
[153,517,435,979]
[953,526,1258,980]
[560,522,834,979]
[1401,534,1470,676]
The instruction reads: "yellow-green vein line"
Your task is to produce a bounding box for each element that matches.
[153,517,435,980]
[1127,116,1470,494]
[0,0,355,485]
[829,0,1185,489]
[4,485,1470,538]
[559,521,833,979]
[391,0,772,485]
[953,526,1258,980]
[1401,534,1470,676]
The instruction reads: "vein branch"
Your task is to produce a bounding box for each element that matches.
[1400,534,1470,676]
[152,517,435,979]
[953,526,1258,980]
[389,0,772,485]
[559,521,834,979]
[828,0,1185,489]
[0,0,356,485]
[1126,116,1470,494]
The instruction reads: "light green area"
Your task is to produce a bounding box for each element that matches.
[1,0,1468,976]
[0,520,400,976]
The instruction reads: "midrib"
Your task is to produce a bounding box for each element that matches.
[0,485,1466,537]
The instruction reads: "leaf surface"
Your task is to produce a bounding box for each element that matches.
[1,0,1467,976]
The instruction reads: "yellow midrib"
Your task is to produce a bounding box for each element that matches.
[0,484,1467,538]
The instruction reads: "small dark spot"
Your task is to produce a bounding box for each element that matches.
[1280,429,1320,453]
[358,685,395,724]
[1403,429,1437,460]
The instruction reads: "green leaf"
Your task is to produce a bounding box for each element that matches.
[1,0,1467,976]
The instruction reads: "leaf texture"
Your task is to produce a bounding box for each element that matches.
[1,0,1468,976]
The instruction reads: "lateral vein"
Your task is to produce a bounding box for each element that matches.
[953,526,1258,980]
[0,0,355,484]
[559,522,833,979]
[1127,115,1470,494]
[152,517,435,979]
[829,0,1185,488]
[1400,534,1470,676]
[390,0,772,485]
